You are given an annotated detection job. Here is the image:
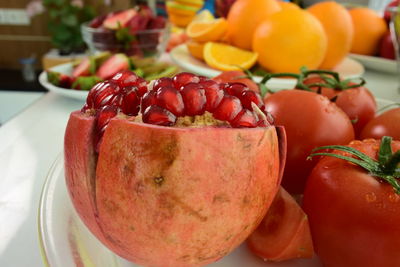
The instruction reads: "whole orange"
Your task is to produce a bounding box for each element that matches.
[227,0,281,50]
[277,0,300,11]
[308,1,354,69]
[252,8,327,73]
[349,8,387,56]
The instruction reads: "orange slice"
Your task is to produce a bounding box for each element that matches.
[186,18,228,43]
[203,42,258,71]
[187,41,205,60]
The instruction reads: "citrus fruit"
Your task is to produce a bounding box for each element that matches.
[227,0,281,50]
[186,18,228,42]
[308,1,354,69]
[166,1,199,16]
[349,7,387,56]
[187,40,205,60]
[277,0,300,11]
[252,8,327,73]
[168,13,195,27]
[192,9,214,22]
[203,42,258,71]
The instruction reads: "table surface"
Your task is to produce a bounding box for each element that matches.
[0,68,399,266]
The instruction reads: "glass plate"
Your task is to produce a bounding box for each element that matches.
[169,44,365,90]
[38,155,321,267]
[349,54,397,74]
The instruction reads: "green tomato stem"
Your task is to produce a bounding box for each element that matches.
[309,136,400,194]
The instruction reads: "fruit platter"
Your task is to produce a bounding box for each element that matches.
[33,0,400,267]
[167,0,398,79]
[39,52,180,101]
[36,56,400,266]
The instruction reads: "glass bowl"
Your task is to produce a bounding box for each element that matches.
[81,22,170,58]
[38,155,321,267]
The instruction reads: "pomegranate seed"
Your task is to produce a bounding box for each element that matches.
[142,105,176,126]
[198,76,210,82]
[225,83,248,97]
[230,109,258,128]
[240,90,264,111]
[141,90,157,113]
[120,86,140,116]
[136,77,148,96]
[213,95,243,122]
[173,72,200,89]
[95,105,118,152]
[201,81,224,112]
[219,83,229,90]
[110,70,140,87]
[180,83,207,116]
[153,77,174,91]
[87,81,121,109]
[156,86,185,116]
[81,103,90,112]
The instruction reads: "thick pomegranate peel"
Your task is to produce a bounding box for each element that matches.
[64,71,286,267]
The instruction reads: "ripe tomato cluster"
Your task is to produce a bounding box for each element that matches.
[215,70,400,266]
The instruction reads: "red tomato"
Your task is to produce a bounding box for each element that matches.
[303,76,377,137]
[213,71,260,92]
[264,90,355,194]
[360,107,400,140]
[379,31,396,60]
[247,187,314,261]
[303,138,400,267]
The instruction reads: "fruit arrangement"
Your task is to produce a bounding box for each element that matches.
[46,52,179,90]
[82,5,167,57]
[64,66,400,266]
[182,0,399,73]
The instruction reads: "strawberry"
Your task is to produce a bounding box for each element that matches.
[47,71,73,88]
[96,54,130,80]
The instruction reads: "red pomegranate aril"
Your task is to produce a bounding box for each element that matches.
[153,77,174,91]
[180,83,207,116]
[230,109,258,128]
[213,95,243,122]
[173,72,200,89]
[203,83,224,112]
[156,86,185,116]
[95,105,119,152]
[198,76,210,82]
[136,77,148,97]
[120,87,140,116]
[141,90,157,113]
[142,105,177,126]
[110,70,140,87]
[240,90,263,111]
[225,83,248,97]
[87,81,120,110]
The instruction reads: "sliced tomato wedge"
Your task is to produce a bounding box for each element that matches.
[247,187,314,261]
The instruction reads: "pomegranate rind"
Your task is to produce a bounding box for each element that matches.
[65,113,282,267]
[64,111,107,243]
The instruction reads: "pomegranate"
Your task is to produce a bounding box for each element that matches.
[64,71,286,267]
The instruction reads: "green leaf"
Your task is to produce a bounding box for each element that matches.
[61,14,78,27]
[379,136,393,167]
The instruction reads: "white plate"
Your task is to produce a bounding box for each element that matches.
[38,63,88,102]
[38,155,321,267]
[349,53,398,74]
[170,44,365,90]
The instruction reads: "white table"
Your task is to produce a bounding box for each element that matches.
[0,69,399,267]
